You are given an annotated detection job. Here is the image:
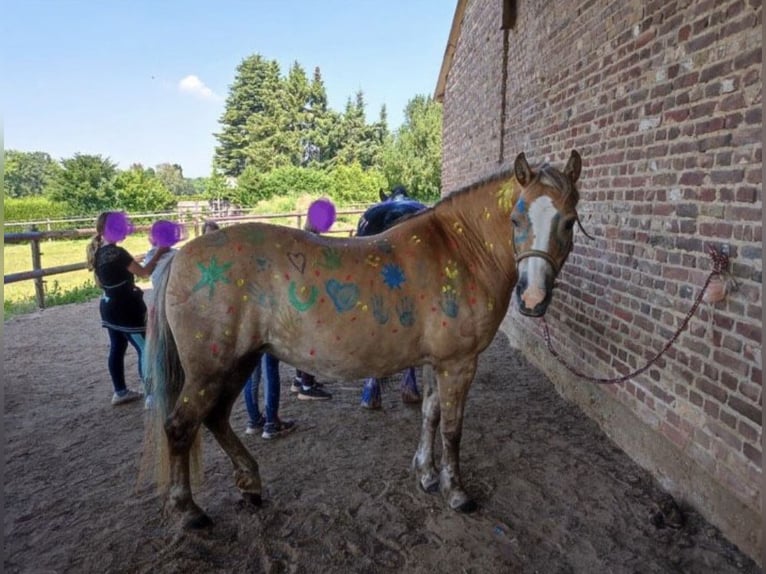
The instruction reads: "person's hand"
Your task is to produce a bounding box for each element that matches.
[155,245,171,256]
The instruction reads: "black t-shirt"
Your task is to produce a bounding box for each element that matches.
[95,244,147,333]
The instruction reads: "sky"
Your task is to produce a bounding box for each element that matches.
[2,1,456,178]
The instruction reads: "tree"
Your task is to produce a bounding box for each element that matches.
[328,91,387,170]
[380,95,442,201]
[48,153,118,214]
[214,54,283,177]
[113,166,176,212]
[329,162,387,204]
[155,163,194,196]
[4,150,61,198]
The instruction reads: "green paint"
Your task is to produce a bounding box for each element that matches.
[288,281,318,311]
[192,256,233,299]
[317,247,342,269]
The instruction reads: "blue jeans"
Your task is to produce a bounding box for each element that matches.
[106,328,146,394]
[244,354,280,424]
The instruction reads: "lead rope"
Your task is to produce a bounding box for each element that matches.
[539,245,731,385]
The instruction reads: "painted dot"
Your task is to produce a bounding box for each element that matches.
[442,321,447,327]
[198,389,206,397]
[183,396,190,403]
[242,295,248,301]
[236,278,245,287]
[310,349,316,356]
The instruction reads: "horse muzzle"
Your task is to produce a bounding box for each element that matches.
[515,274,553,317]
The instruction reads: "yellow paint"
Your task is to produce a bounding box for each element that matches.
[183,396,189,403]
[195,331,203,340]
[444,260,459,279]
[410,234,421,244]
[224,329,231,336]
[198,389,206,397]
[452,221,464,234]
[242,295,249,301]
[496,180,517,213]
[485,241,494,250]
[356,301,369,312]
[236,278,245,287]
[366,254,381,267]
[483,207,491,220]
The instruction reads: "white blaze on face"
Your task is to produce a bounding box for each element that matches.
[520,195,557,309]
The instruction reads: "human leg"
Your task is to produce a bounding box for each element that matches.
[107,328,142,405]
[243,360,265,434]
[262,355,295,439]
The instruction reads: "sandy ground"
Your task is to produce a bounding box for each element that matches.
[4,297,761,573]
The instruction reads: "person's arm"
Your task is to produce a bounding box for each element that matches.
[129,246,170,278]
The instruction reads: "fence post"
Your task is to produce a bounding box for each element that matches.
[29,225,46,309]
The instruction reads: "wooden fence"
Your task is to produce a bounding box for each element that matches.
[4,208,368,309]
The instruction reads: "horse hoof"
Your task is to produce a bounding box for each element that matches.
[183,512,213,530]
[455,499,478,513]
[419,479,439,494]
[242,492,262,507]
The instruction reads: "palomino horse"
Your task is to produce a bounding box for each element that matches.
[145,150,583,529]
[355,186,428,408]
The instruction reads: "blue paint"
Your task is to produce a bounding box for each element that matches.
[372,294,389,325]
[381,263,406,290]
[516,198,526,214]
[326,279,360,312]
[440,292,459,318]
[397,296,416,327]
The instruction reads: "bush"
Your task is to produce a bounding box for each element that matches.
[4,197,74,227]
[329,163,386,204]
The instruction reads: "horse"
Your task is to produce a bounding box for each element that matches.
[145,150,584,529]
[355,186,428,409]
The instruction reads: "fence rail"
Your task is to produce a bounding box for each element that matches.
[4,208,368,309]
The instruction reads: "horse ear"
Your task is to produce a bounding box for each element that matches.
[564,150,582,184]
[514,152,533,186]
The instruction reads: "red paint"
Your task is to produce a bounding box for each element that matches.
[442,321,447,327]
[211,343,219,354]
[284,272,291,280]
[227,306,235,314]
[314,270,321,276]
[310,349,316,356]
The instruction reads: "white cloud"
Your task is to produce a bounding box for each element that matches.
[178,75,220,101]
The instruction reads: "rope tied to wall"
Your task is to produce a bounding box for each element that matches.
[539,244,733,385]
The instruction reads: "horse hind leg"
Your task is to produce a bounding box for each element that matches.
[165,408,213,529]
[203,401,263,508]
[412,365,439,493]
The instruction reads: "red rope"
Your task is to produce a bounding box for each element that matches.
[539,245,730,385]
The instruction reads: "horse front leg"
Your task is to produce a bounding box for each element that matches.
[203,400,263,508]
[436,358,478,513]
[412,365,440,493]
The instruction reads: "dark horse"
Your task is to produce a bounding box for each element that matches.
[356,186,427,408]
[145,150,584,529]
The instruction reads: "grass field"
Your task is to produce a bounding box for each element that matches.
[3,233,169,317]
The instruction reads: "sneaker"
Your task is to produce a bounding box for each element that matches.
[291,377,325,394]
[111,389,142,406]
[297,385,332,401]
[245,415,266,435]
[261,419,297,440]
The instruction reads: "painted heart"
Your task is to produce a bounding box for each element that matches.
[288,252,307,274]
[326,279,359,313]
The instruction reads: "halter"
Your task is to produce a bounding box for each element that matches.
[514,248,561,274]
[512,213,590,275]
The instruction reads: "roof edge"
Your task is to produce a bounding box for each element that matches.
[434,0,468,103]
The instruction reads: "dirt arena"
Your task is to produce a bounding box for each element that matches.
[4,297,760,573]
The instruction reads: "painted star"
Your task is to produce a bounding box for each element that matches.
[192,256,233,299]
[381,263,406,290]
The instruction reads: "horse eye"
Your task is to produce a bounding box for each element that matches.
[563,218,576,231]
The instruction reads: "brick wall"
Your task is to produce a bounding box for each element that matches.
[441,0,762,562]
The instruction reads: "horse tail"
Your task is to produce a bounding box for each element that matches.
[139,257,203,493]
